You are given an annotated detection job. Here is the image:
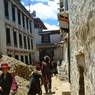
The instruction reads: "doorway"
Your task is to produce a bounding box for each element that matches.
[76,54,85,95]
[78,66,85,95]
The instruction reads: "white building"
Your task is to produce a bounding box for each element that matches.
[0,0,34,64]
[32,17,47,61]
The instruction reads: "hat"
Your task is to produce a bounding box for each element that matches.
[44,56,50,60]
[0,63,10,70]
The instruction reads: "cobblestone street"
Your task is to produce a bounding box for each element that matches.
[42,76,71,95]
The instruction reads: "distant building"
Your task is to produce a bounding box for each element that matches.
[36,29,61,61]
[0,0,34,64]
[32,17,47,61]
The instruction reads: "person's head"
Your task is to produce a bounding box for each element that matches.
[44,56,51,63]
[0,63,10,74]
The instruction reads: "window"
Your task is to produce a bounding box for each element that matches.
[8,54,11,57]
[12,4,15,21]
[29,22,32,33]
[24,36,27,49]
[19,34,22,48]
[27,37,30,49]
[15,55,19,60]
[60,0,63,8]
[42,34,50,43]
[4,0,9,19]
[6,28,11,46]
[31,39,33,49]
[25,56,28,64]
[64,0,68,10]
[29,54,32,64]
[26,17,29,30]
[13,31,17,47]
[18,9,21,25]
[21,56,24,62]
[22,14,25,28]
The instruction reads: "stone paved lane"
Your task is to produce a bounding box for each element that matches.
[42,76,71,95]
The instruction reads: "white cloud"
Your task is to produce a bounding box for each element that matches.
[25,1,59,20]
[21,1,25,6]
[44,23,59,30]
[30,0,48,2]
[21,0,59,29]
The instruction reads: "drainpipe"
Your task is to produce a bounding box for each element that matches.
[68,25,71,83]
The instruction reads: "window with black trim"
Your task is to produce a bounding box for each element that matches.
[6,28,11,46]
[31,39,33,49]
[24,36,27,49]
[22,14,25,28]
[4,0,9,19]
[42,34,50,43]
[26,17,29,30]
[15,55,19,60]
[12,4,15,22]
[27,37,30,49]
[25,56,28,64]
[13,31,18,47]
[18,9,21,25]
[19,34,22,48]
[21,55,24,62]
[30,22,32,33]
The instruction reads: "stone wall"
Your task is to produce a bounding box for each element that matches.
[68,0,95,95]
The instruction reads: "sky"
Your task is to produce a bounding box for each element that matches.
[21,0,59,30]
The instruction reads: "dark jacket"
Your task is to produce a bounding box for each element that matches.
[0,72,13,95]
[28,71,42,95]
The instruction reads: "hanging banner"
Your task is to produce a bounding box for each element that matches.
[58,12,69,29]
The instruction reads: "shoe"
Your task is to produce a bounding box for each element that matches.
[49,89,51,93]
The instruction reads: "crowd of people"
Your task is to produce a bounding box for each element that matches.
[0,56,58,95]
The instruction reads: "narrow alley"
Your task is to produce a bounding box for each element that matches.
[41,76,71,95]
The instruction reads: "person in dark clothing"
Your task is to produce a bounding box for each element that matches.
[41,56,53,94]
[0,63,13,95]
[28,66,42,95]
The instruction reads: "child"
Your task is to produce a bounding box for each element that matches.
[28,65,42,95]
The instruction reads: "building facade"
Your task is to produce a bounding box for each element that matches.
[36,29,61,61]
[57,0,70,81]
[0,0,34,64]
[58,0,95,95]
[32,17,47,62]
[68,0,95,95]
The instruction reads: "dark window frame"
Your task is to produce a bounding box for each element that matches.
[27,37,30,49]
[12,4,16,22]
[13,31,18,47]
[22,14,25,28]
[24,36,27,49]
[31,39,33,50]
[4,0,9,19]
[19,34,22,48]
[29,22,32,33]
[41,34,50,43]
[6,27,11,46]
[18,9,21,25]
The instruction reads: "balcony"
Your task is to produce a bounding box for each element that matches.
[36,43,57,49]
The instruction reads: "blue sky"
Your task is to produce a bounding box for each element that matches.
[21,0,59,30]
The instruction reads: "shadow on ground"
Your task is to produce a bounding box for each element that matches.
[43,91,55,95]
